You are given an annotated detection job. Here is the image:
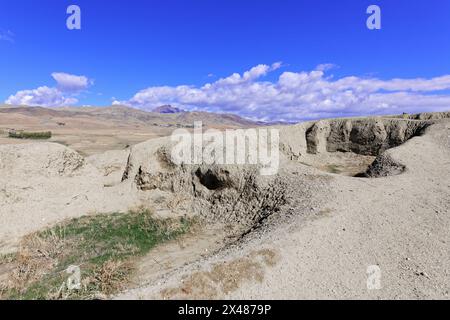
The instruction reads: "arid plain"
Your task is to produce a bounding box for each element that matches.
[0,105,449,300]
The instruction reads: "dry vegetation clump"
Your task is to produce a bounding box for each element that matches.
[8,131,52,140]
[160,249,279,299]
[9,231,66,289]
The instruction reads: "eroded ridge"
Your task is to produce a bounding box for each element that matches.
[279,114,450,177]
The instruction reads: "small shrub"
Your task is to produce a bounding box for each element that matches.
[8,131,52,140]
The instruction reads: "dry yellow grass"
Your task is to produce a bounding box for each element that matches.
[160,249,279,299]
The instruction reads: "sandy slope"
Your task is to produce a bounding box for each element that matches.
[224,123,449,299]
[117,121,449,300]
[0,143,135,252]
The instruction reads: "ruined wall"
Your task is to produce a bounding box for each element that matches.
[280,117,434,157]
[121,139,286,230]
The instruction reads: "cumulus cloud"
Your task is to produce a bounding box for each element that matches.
[5,86,78,107]
[5,72,92,107]
[118,63,450,121]
[52,72,91,92]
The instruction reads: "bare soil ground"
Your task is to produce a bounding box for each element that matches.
[117,115,450,300]
[299,152,376,176]
[0,108,449,300]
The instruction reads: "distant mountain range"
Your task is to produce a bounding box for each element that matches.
[152,105,186,114]
[0,104,289,129]
[149,104,293,125]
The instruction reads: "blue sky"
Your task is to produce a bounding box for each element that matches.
[1,0,450,121]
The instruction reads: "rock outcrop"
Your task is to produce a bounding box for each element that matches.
[280,117,435,158]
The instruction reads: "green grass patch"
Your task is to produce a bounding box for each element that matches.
[0,253,15,264]
[1,209,192,300]
[8,131,52,140]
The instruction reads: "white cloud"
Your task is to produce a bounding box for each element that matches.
[51,72,91,92]
[5,72,92,107]
[118,63,450,121]
[316,63,337,72]
[0,30,14,43]
[5,86,78,107]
